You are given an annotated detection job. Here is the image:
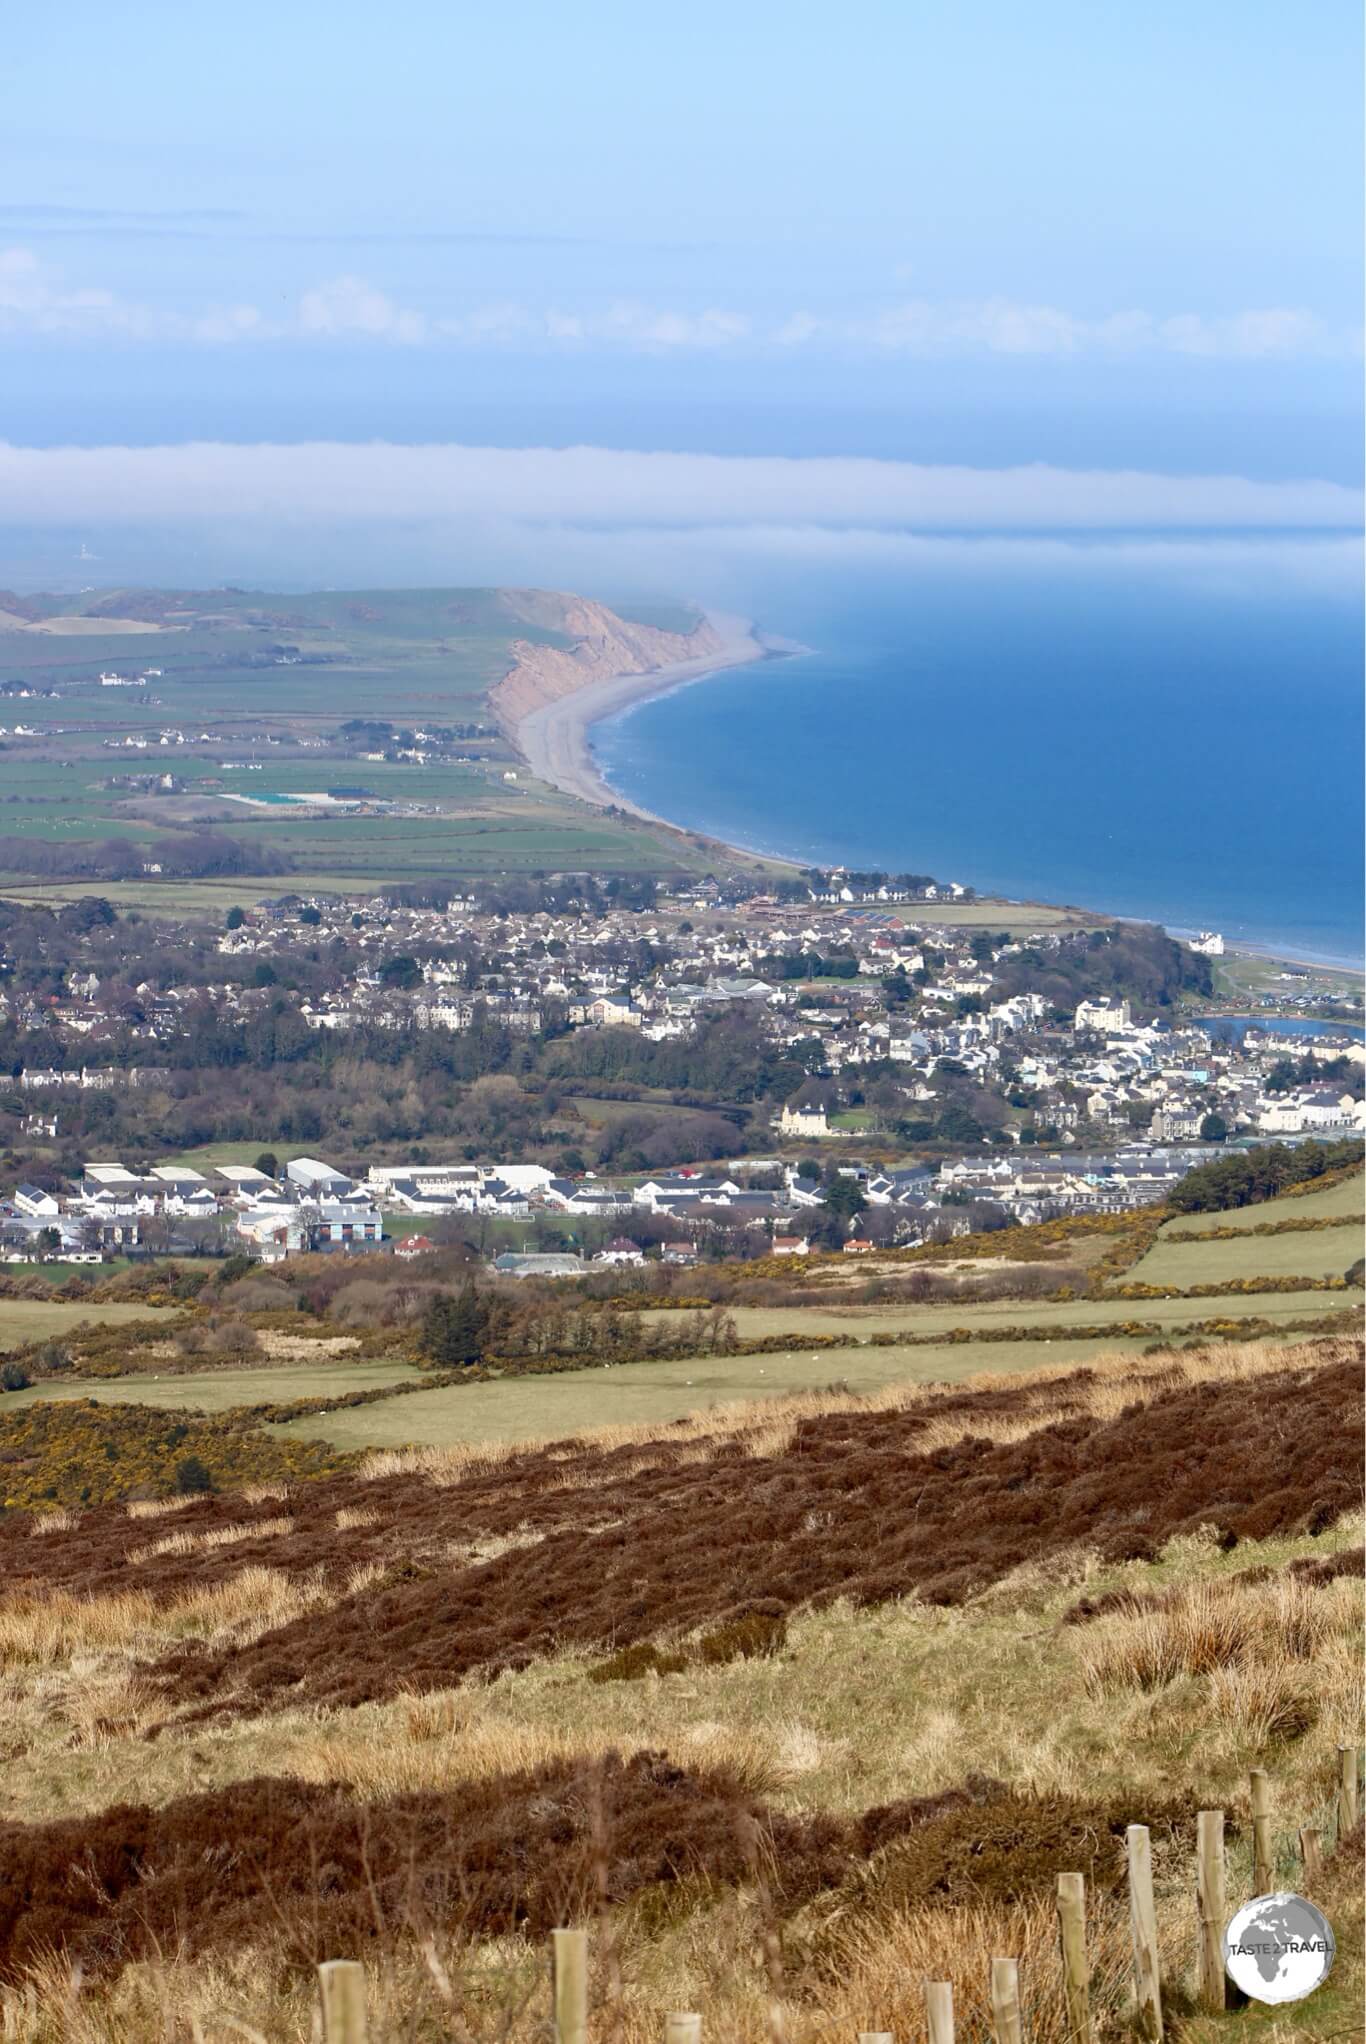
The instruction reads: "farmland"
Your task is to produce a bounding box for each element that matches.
[0,1297,173,1348]
[0,587,774,895]
[0,1332,1357,2041]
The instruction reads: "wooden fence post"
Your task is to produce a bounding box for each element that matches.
[1250,1769,1273,1893]
[552,1928,589,2044]
[925,1981,954,2044]
[1126,1825,1163,2042]
[1056,1872,1092,2044]
[664,2018,702,2044]
[1195,1811,1227,2015]
[318,1961,368,2044]
[1299,1825,1323,1884]
[990,1957,1024,2044]
[1339,1745,1360,1835]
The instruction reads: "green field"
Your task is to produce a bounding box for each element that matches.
[264,1325,1316,1452]
[1160,1171,1365,1232]
[649,1285,1358,1345]
[0,587,777,896]
[2,1357,419,1412]
[1127,1225,1361,1288]
[0,1299,174,1349]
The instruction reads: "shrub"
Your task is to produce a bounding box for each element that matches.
[173,1455,215,1496]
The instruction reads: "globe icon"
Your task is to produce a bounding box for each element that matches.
[1225,1892,1335,2004]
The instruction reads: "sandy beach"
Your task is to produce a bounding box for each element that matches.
[512,610,771,820]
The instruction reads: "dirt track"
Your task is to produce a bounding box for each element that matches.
[148,1352,1360,1720]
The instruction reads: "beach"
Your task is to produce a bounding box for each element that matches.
[512,609,770,819]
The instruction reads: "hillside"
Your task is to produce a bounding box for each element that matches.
[0,1329,1359,2038]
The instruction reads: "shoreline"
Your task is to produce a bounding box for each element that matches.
[508,611,1364,982]
[512,609,779,830]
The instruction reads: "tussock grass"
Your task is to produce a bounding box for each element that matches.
[27,1507,77,1535]
[124,1494,198,1520]
[0,1566,330,1667]
[1080,1574,1354,1692]
[127,1515,293,1565]
[335,1504,378,1530]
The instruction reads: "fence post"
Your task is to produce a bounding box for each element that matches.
[318,1961,368,2044]
[925,1981,954,2044]
[1250,1769,1273,1893]
[1195,1811,1227,2014]
[990,1957,1024,2044]
[1126,1825,1163,2042]
[552,1928,589,2044]
[664,2019,702,2044]
[856,2035,893,2043]
[1299,1825,1323,1884]
[1339,1745,1360,1835]
[1056,1872,1092,2044]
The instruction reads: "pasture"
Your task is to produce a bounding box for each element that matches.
[265,1326,1314,1451]
[3,1357,420,1412]
[0,1299,175,1350]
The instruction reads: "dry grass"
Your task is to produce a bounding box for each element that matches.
[335,1504,379,1531]
[27,1507,77,1536]
[126,1515,293,1565]
[1081,1573,1355,1691]
[357,1335,1355,1484]
[124,1494,198,1521]
[0,1566,331,1668]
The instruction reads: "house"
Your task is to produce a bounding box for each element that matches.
[661,1241,698,1266]
[593,1238,646,1266]
[771,1233,810,1256]
[1075,997,1133,1037]
[778,1084,839,1139]
[13,1184,60,1218]
[842,1236,875,1255]
[394,1233,438,1259]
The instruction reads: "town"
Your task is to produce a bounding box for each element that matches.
[0,871,1358,1267]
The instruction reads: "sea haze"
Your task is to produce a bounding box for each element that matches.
[592,546,1364,966]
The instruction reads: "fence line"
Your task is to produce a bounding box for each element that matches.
[312,1747,1363,2044]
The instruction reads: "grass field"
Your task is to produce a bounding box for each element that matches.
[1161,1171,1366,1231]
[648,1285,1357,1345]
[1128,1224,1362,1287]
[0,587,784,894]
[0,1299,174,1349]
[263,1327,1315,1450]
[3,1357,419,1412]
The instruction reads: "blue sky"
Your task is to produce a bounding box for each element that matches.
[1,1,1361,589]
[4,3,1361,447]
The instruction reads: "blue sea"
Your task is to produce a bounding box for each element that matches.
[594,550,1365,967]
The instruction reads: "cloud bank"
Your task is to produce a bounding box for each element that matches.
[1,438,1358,536]
[0,245,1357,361]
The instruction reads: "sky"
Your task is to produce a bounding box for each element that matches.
[1,0,1361,587]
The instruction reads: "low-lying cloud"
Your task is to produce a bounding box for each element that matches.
[0,244,1358,362]
[1,438,1358,536]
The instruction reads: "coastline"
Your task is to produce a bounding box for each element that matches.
[512,609,775,825]
[507,607,1363,984]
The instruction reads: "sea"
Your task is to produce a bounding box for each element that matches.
[593,550,1365,968]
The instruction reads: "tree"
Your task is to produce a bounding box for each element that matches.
[420,1281,490,1366]
[299,905,322,926]
[36,1225,60,1262]
[1199,1112,1229,1143]
[254,1151,280,1179]
[225,906,246,930]
[821,1175,867,1224]
[174,1454,214,1496]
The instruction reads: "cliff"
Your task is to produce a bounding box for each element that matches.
[489,592,728,729]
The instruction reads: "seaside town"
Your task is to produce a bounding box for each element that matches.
[0,870,1358,1269]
